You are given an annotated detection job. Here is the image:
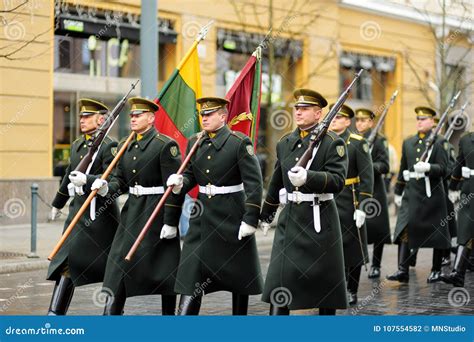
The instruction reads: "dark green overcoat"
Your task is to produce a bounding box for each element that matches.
[47,136,119,287]
[260,129,348,310]
[174,125,264,296]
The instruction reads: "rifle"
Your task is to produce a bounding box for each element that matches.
[75,80,139,174]
[420,90,461,163]
[444,101,469,141]
[367,90,398,148]
[125,131,206,261]
[48,132,136,260]
[295,69,364,168]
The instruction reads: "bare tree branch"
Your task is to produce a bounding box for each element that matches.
[0,0,28,13]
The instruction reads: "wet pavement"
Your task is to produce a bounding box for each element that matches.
[1,235,472,316]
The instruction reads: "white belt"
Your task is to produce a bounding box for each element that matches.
[402,170,431,198]
[68,183,99,221]
[280,189,334,233]
[198,183,244,197]
[461,167,474,178]
[129,185,165,196]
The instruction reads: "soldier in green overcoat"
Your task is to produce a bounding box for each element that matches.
[355,108,391,279]
[167,97,263,315]
[260,89,348,315]
[441,131,474,287]
[329,104,374,306]
[47,99,119,315]
[388,106,450,284]
[94,97,183,315]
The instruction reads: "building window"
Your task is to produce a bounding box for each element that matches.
[339,51,396,106]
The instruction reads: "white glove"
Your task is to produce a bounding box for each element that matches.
[353,209,366,229]
[67,182,84,196]
[413,161,430,173]
[448,190,461,203]
[238,221,257,240]
[394,194,403,207]
[91,179,108,197]
[288,166,307,187]
[69,171,87,187]
[260,222,272,236]
[160,224,177,239]
[167,174,183,194]
[402,170,410,182]
[461,166,471,179]
[50,207,61,221]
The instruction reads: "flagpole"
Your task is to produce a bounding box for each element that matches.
[177,20,214,70]
[157,21,213,100]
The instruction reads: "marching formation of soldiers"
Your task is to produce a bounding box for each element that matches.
[46,87,472,315]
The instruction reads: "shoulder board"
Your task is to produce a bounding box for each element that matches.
[72,137,81,145]
[326,131,337,141]
[349,133,363,141]
[278,132,292,142]
[230,131,247,140]
[155,133,171,143]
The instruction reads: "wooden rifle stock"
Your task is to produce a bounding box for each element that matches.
[125,131,205,261]
[48,132,135,260]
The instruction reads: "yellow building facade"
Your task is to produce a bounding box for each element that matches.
[0,0,470,223]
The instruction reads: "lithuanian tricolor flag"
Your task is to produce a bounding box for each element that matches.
[226,48,262,148]
[154,43,202,157]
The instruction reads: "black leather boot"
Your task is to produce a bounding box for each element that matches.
[386,242,410,283]
[47,276,75,315]
[232,293,249,315]
[369,244,383,279]
[103,291,126,315]
[441,248,451,266]
[269,304,289,315]
[440,245,471,287]
[161,295,176,315]
[177,295,202,315]
[408,248,418,267]
[347,265,361,305]
[319,308,336,315]
[427,249,443,283]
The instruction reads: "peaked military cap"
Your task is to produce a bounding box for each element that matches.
[355,108,376,120]
[78,98,109,116]
[197,97,229,115]
[415,106,436,119]
[293,89,328,108]
[128,97,159,115]
[329,103,355,118]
